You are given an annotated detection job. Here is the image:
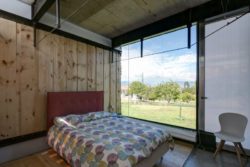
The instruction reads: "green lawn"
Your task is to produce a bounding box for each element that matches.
[121,101,196,129]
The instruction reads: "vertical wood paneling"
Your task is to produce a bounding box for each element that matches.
[77,42,88,91]
[116,53,121,113]
[87,45,96,91]
[0,18,19,139]
[103,50,110,111]
[65,39,77,91]
[0,17,121,139]
[37,30,54,92]
[52,35,66,91]
[17,24,38,135]
[96,48,104,91]
[36,30,53,131]
[110,52,117,112]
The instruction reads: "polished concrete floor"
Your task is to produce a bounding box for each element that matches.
[1,141,192,167]
[1,141,249,167]
[184,148,250,167]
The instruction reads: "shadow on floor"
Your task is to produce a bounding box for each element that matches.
[184,148,250,167]
[154,140,193,167]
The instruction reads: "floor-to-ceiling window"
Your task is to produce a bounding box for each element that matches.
[121,26,197,129]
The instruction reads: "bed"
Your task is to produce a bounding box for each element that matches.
[47,91,174,167]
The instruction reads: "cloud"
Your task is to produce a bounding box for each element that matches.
[121,49,196,84]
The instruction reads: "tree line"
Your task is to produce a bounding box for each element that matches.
[128,81,196,103]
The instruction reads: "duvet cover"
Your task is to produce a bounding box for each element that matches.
[48,112,173,167]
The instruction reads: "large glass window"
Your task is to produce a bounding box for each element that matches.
[121,26,197,129]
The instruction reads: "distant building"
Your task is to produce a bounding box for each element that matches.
[121,85,128,97]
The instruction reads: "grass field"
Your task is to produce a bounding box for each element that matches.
[121,101,196,129]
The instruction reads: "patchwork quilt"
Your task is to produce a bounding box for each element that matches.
[48,112,173,167]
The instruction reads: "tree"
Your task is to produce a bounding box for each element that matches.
[155,81,181,103]
[128,81,148,100]
[183,82,196,95]
[147,87,158,101]
[180,92,194,103]
[184,81,190,89]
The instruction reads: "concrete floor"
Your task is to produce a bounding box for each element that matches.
[184,148,250,167]
[1,140,249,167]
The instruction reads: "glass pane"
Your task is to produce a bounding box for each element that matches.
[121,46,129,115]
[144,28,187,55]
[205,13,250,149]
[121,26,197,129]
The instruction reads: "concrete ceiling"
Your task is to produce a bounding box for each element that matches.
[18,0,35,5]
[48,0,210,38]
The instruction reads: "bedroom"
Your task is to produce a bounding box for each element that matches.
[0,0,249,167]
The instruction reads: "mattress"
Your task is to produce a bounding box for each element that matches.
[48,112,174,167]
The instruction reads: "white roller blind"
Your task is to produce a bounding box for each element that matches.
[205,13,250,149]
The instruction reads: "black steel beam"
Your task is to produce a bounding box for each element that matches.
[0,9,32,26]
[112,0,250,47]
[32,0,55,22]
[35,23,120,52]
[56,0,61,28]
[187,23,191,49]
[140,38,143,57]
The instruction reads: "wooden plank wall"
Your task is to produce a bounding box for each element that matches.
[103,50,110,111]
[109,52,116,112]
[0,17,121,140]
[0,18,19,139]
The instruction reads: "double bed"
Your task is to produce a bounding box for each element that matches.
[47,91,174,167]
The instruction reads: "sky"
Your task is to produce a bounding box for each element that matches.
[121,26,197,86]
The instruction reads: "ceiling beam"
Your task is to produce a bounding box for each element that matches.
[112,0,250,47]
[32,0,55,22]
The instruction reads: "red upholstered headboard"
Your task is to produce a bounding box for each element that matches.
[47,91,104,129]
